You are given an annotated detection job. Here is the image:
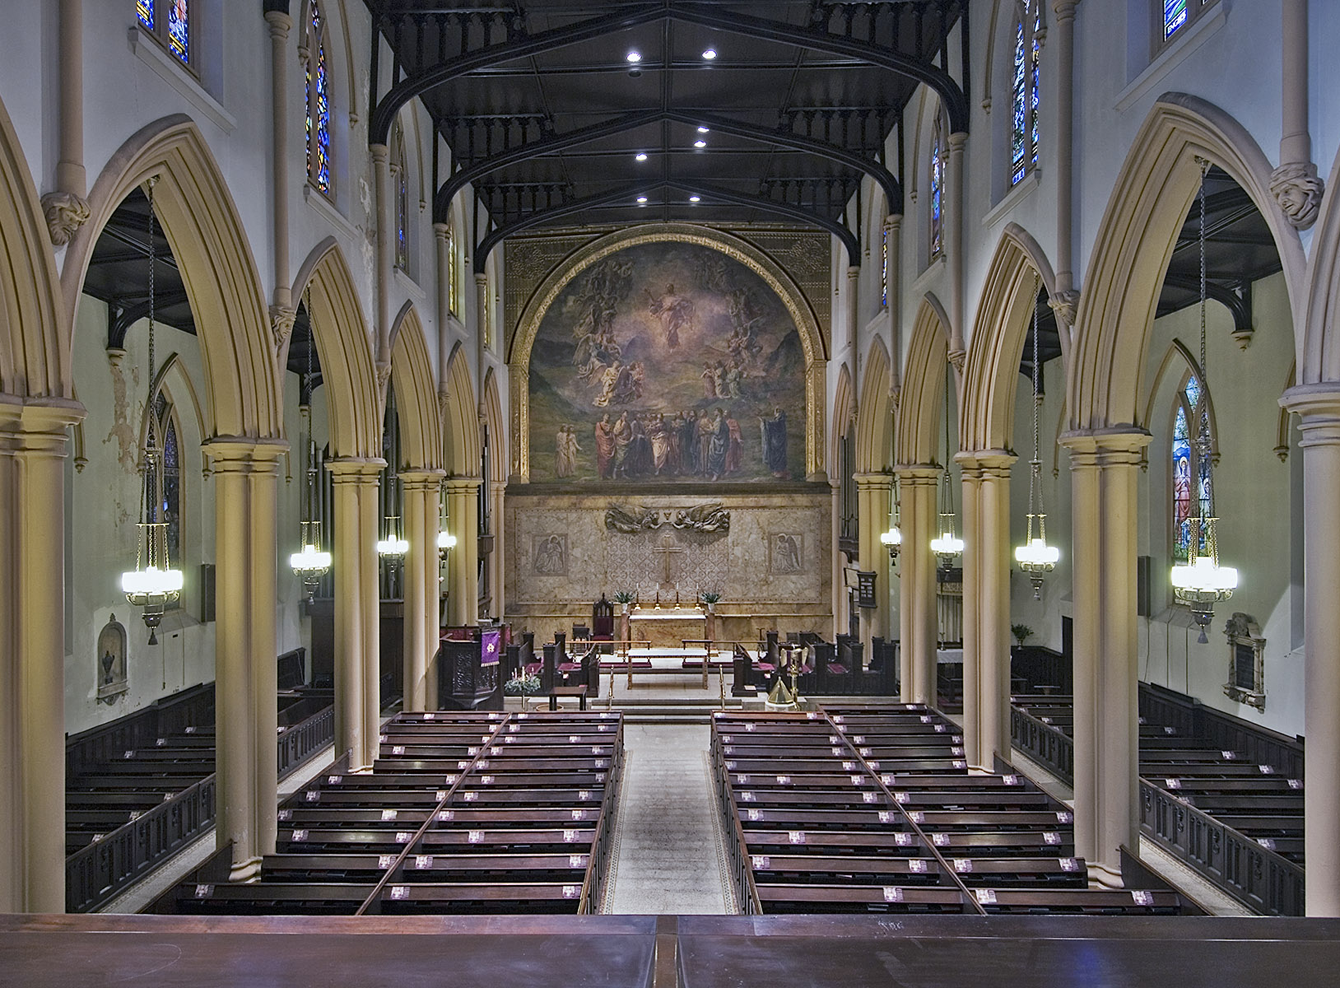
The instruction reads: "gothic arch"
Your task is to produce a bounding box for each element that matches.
[1143,338,1222,463]
[960,224,1059,454]
[1299,142,1340,383]
[830,362,856,479]
[64,115,280,440]
[0,93,66,401]
[1067,94,1307,433]
[507,223,828,481]
[443,343,480,477]
[897,295,952,465]
[291,238,381,459]
[389,302,443,472]
[481,367,506,487]
[855,338,892,473]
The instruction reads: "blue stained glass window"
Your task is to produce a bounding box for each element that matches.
[1172,374,1211,562]
[137,0,154,30]
[1164,0,1189,40]
[306,0,332,195]
[393,122,409,270]
[930,117,944,258]
[880,228,888,307]
[1011,1,1041,186]
[167,0,189,64]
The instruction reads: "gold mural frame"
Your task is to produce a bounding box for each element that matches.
[508,223,829,483]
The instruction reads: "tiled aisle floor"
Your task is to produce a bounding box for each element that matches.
[603,723,736,914]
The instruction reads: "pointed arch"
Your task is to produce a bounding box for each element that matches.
[389,302,443,472]
[830,362,856,480]
[1067,94,1307,433]
[444,343,480,477]
[290,238,380,459]
[855,338,893,473]
[1143,338,1222,463]
[960,224,1059,453]
[145,352,208,457]
[0,93,67,401]
[63,116,280,440]
[1301,143,1340,382]
[481,367,506,486]
[897,296,952,465]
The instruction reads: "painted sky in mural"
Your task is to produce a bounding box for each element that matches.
[529,241,806,485]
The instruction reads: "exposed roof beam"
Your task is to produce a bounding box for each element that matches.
[434,108,902,220]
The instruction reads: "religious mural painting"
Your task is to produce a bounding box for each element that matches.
[531,533,568,576]
[768,532,804,575]
[529,240,805,484]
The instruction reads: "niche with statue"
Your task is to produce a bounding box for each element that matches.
[96,614,129,704]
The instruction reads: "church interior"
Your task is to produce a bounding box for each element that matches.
[4,0,1340,983]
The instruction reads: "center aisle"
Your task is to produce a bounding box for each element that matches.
[602,723,737,914]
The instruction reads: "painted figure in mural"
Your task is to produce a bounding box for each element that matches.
[775,533,801,573]
[612,361,645,405]
[650,414,673,475]
[627,415,653,476]
[707,408,730,481]
[613,412,633,478]
[700,362,717,398]
[726,414,743,475]
[594,360,622,407]
[762,406,788,479]
[712,362,728,399]
[696,410,714,476]
[724,363,744,399]
[646,283,694,347]
[554,425,581,479]
[595,413,615,479]
[679,410,699,475]
[535,535,565,574]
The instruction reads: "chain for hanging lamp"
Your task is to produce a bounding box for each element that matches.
[289,285,332,598]
[376,469,409,557]
[930,360,964,560]
[437,476,457,555]
[1171,157,1238,643]
[120,177,183,644]
[881,404,901,562]
[1015,270,1060,598]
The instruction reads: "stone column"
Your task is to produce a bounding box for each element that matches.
[946,132,968,364]
[446,478,481,626]
[1282,384,1340,914]
[855,472,893,648]
[1061,429,1150,885]
[42,0,91,246]
[208,439,286,881]
[959,452,1017,771]
[476,273,490,379]
[0,398,84,912]
[885,215,903,394]
[1050,1,1080,319]
[846,266,859,347]
[897,466,940,703]
[326,458,384,771]
[1272,0,1323,229]
[371,143,392,368]
[266,7,293,322]
[490,479,506,620]
[399,471,441,711]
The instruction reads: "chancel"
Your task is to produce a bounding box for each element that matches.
[5,0,1340,984]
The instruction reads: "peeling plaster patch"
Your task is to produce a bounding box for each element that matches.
[358,175,372,219]
[105,360,141,472]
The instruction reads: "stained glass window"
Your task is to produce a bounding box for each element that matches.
[1172,373,1212,563]
[1011,1,1041,186]
[446,225,459,315]
[306,0,332,195]
[146,391,182,607]
[880,227,889,308]
[929,115,944,259]
[1160,0,1217,48]
[392,121,409,271]
[137,0,192,68]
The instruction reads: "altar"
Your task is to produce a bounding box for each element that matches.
[628,607,707,649]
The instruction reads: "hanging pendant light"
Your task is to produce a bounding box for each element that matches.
[881,416,902,562]
[289,288,332,599]
[930,361,964,561]
[121,177,184,644]
[1171,158,1238,643]
[376,470,409,557]
[437,477,457,554]
[1015,270,1060,598]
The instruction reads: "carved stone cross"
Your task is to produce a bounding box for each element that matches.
[652,532,688,590]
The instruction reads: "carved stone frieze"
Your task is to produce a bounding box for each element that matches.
[41,191,90,246]
[604,501,730,535]
[269,305,297,355]
[1270,161,1324,230]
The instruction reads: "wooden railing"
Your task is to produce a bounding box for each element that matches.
[66,701,335,913]
[1010,705,1074,785]
[1138,778,1305,916]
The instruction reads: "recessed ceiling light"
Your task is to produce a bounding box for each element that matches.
[689,195,701,202]
[626,51,642,63]
[694,140,707,148]
[697,126,710,133]
[635,152,648,162]
[636,195,649,203]
[702,48,717,60]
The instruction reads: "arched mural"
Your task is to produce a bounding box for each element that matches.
[526,239,807,484]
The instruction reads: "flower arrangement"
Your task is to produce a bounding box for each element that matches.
[1011,623,1034,648]
[503,671,542,696]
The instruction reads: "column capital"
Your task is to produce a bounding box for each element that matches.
[202,437,288,469]
[326,456,387,483]
[948,130,968,151]
[853,471,894,490]
[369,142,389,162]
[0,395,86,452]
[1052,0,1079,22]
[883,213,903,234]
[1281,383,1340,447]
[399,468,447,490]
[445,475,483,494]
[264,9,293,37]
[1059,428,1151,465]
[955,449,1017,473]
[433,221,450,239]
[895,463,941,485]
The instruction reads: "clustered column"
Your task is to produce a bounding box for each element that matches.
[0,399,84,912]
[855,472,893,649]
[207,439,286,881]
[897,466,940,704]
[1061,429,1149,886]
[399,470,443,711]
[326,458,385,771]
[445,477,480,627]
